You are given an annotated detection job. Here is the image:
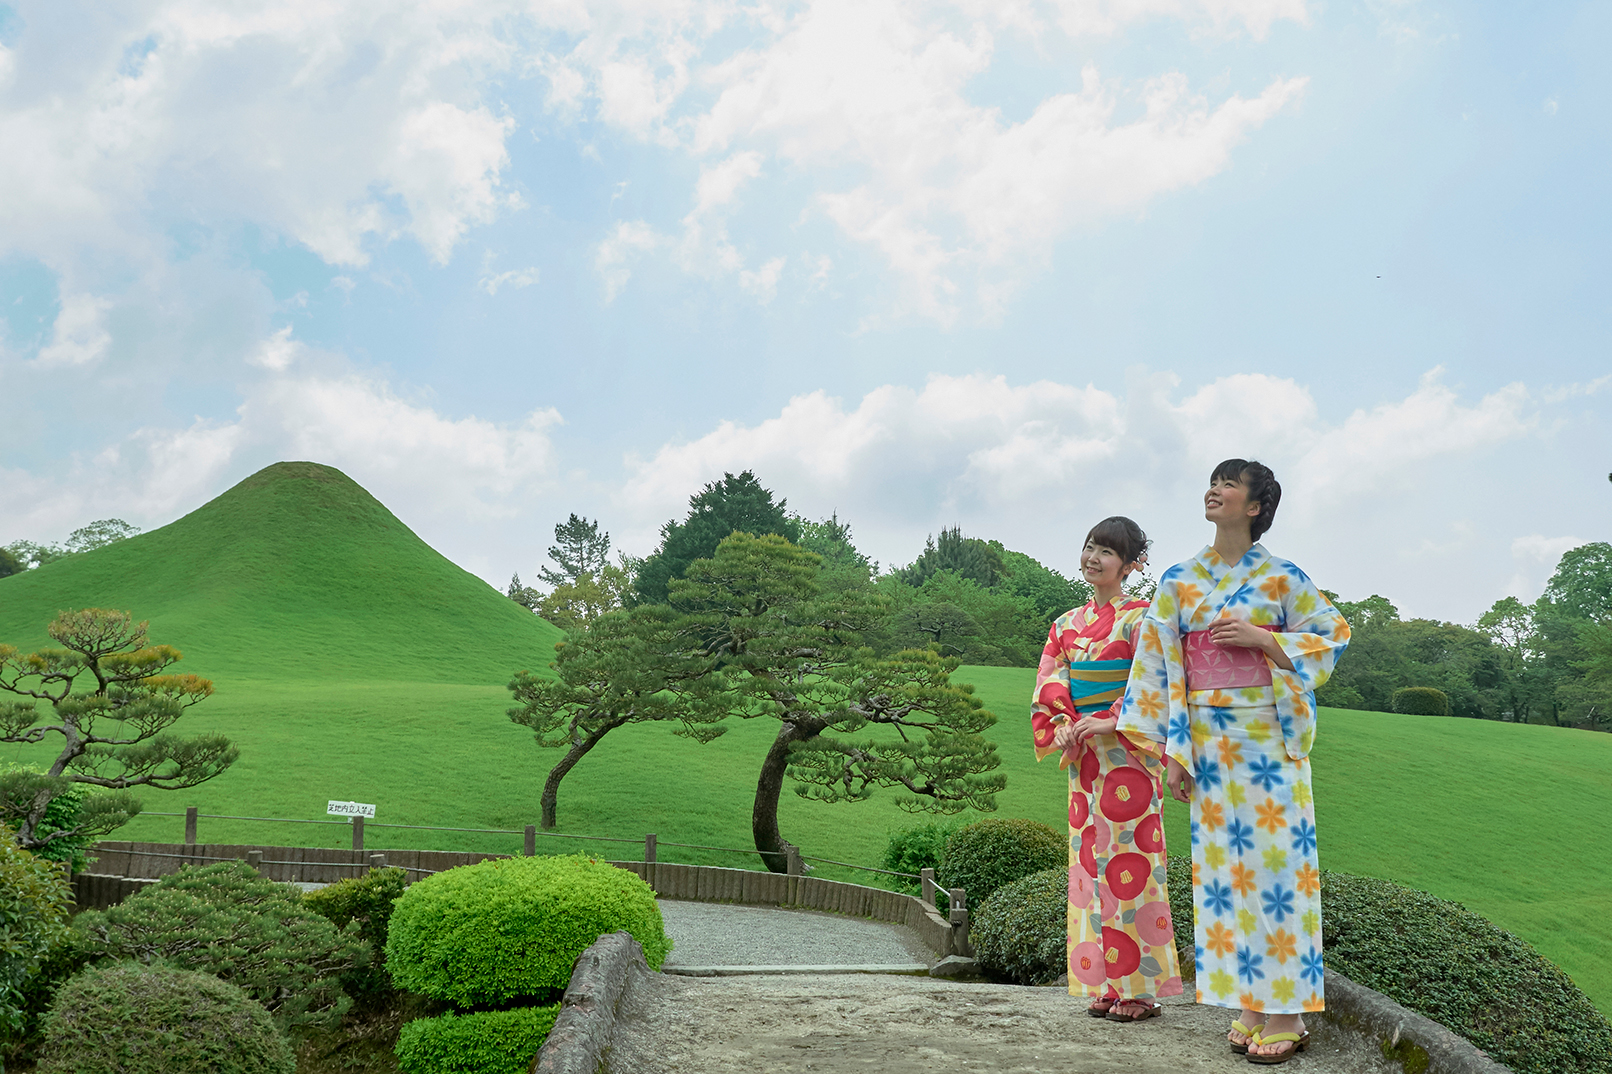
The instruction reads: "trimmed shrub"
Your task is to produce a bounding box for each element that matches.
[74,861,367,1030]
[0,829,71,1039]
[1322,871,1612,1074]
[304,866,407,1004]
[395,1006,561,1074]
[1391,686,1450,716]
[38,962,294,1074]
[386,855,669,1008]
[882,818,964,883]
[970,868,1066,985]
[937,818,1064,910]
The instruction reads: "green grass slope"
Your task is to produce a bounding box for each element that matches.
[0,461,563,683]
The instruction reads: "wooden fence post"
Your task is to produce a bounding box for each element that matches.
[525,825,536,857]
[644,833,657,864]
[184,807,198,846]
[370,853,387,871]
[786,847,802,876]
[920,867,936,908]
[246,850,262,871]
[352,815,364,851]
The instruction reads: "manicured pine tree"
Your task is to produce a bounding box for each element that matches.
[634,472,800,605]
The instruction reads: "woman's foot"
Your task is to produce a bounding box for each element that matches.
[1106,998,1161,1021]
[1087,996,1116,1017]
[1248,1013,1308,1061]
[1228,1009,1264,1053]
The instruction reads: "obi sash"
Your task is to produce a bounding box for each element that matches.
[1183,627,1277,691]
[1068,658,1131,715]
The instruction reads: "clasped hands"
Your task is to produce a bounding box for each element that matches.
[1053,713,1117,755]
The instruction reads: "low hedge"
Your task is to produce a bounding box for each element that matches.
[304,866,407,1005]
[938,818,1065,911]
[38,962,294,1074]
[73,861,368,1030]
[1391,686,1450,716]
[969,868,1067,985]
[395,1006,561,1074]
[1321,871,1612,1074]
[386,855,669,1009]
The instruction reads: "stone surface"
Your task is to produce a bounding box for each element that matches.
[604,973,1403,1074]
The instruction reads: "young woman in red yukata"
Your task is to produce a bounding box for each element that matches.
[1031,516,1182,1022]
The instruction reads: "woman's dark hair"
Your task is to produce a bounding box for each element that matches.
[1210,458,1281,540]
[1085,516,1150,567]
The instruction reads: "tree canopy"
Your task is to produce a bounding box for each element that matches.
[634,471,800,605]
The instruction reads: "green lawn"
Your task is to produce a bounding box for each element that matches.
[5,664,1605,1014]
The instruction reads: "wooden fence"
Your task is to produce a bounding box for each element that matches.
[76,841,973,958]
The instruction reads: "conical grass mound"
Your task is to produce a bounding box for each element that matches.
[0,462,561,684]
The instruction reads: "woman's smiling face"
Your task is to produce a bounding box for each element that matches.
[1081,540,1130,590]
[1205,472,1258,528]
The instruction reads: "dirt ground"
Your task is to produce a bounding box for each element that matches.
[605,973,1401,1074]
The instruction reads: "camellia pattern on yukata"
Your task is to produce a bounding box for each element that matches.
[1032,595,1183,1002]
[1115,544,1349,1016]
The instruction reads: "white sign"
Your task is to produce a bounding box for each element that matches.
[327,800,376,819]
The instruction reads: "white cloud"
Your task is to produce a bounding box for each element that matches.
[617,369,1542,619]
[595,220,666,301]
[479,267,541,296]
[33,293,112,367]
[0,331,563,549]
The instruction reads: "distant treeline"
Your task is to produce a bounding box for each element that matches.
[510,470,1111,669]
[513,473,1611,731]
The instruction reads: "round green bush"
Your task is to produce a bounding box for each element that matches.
[937,818,1064,910]
[395,1006,561,1074]
[1322,871,1612,1074]
[386,855,670,1008]
[1392,686,1450,716]
[73,860,367,1030]
[304,866,407,1005]
[0,828,71,1036]
[38,962,294,1074]
[970,868,1067,985]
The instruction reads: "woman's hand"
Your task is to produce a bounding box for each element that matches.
[1053,721,1081,756]
[1071,713,1117,746]
[1164,757,1194,804]
[1208,617,1295,671]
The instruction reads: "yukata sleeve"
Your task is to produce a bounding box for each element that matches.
[1032,620,1075,767]
[1261,566,1352,760]
[1117,587,1191,772]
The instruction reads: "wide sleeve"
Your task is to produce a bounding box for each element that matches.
[1031,619,1075,766]
[1263,566,1352,760]
[1116,581,1191,771]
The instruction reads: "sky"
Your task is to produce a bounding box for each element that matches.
[0,0,1607,625]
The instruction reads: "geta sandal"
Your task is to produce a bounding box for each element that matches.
[1246,1031,1309,1064]
[1105,999,1162,1022]
[1229,1021,1265,1055]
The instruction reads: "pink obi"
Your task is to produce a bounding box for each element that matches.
[1183,627,1278,691]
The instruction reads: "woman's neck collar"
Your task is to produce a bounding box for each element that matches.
[1092,582,1127,607]
[1211,525,1254,566]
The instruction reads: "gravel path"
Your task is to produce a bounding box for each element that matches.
[658,899,933,970]
[606,974,1401,1074]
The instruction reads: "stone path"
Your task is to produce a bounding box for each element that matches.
[616,901,1400,1074]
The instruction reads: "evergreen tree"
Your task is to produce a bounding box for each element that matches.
[0,546,20,579]
[896,527,1004,588]
[0,610,233,850]
[669,533,1003,873]
[538,515,612,589]
[506,572,539,610]
[635,472,800,604]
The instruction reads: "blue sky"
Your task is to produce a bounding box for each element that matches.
[1,0,1607,623]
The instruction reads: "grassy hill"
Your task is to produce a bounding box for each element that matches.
[1,464,1607,1015]
[0,461,563,682]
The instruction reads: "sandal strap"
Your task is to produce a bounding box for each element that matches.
[1254,1033,1304,1045]
[1231,1021,1265,1037]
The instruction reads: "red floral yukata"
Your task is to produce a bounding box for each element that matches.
[1032,594,1183,1002]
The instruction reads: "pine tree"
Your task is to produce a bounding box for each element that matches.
[634,472,800,604]
[538,515,612,589]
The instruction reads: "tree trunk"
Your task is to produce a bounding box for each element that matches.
[752,715,830,873]
[541,716,628,829]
